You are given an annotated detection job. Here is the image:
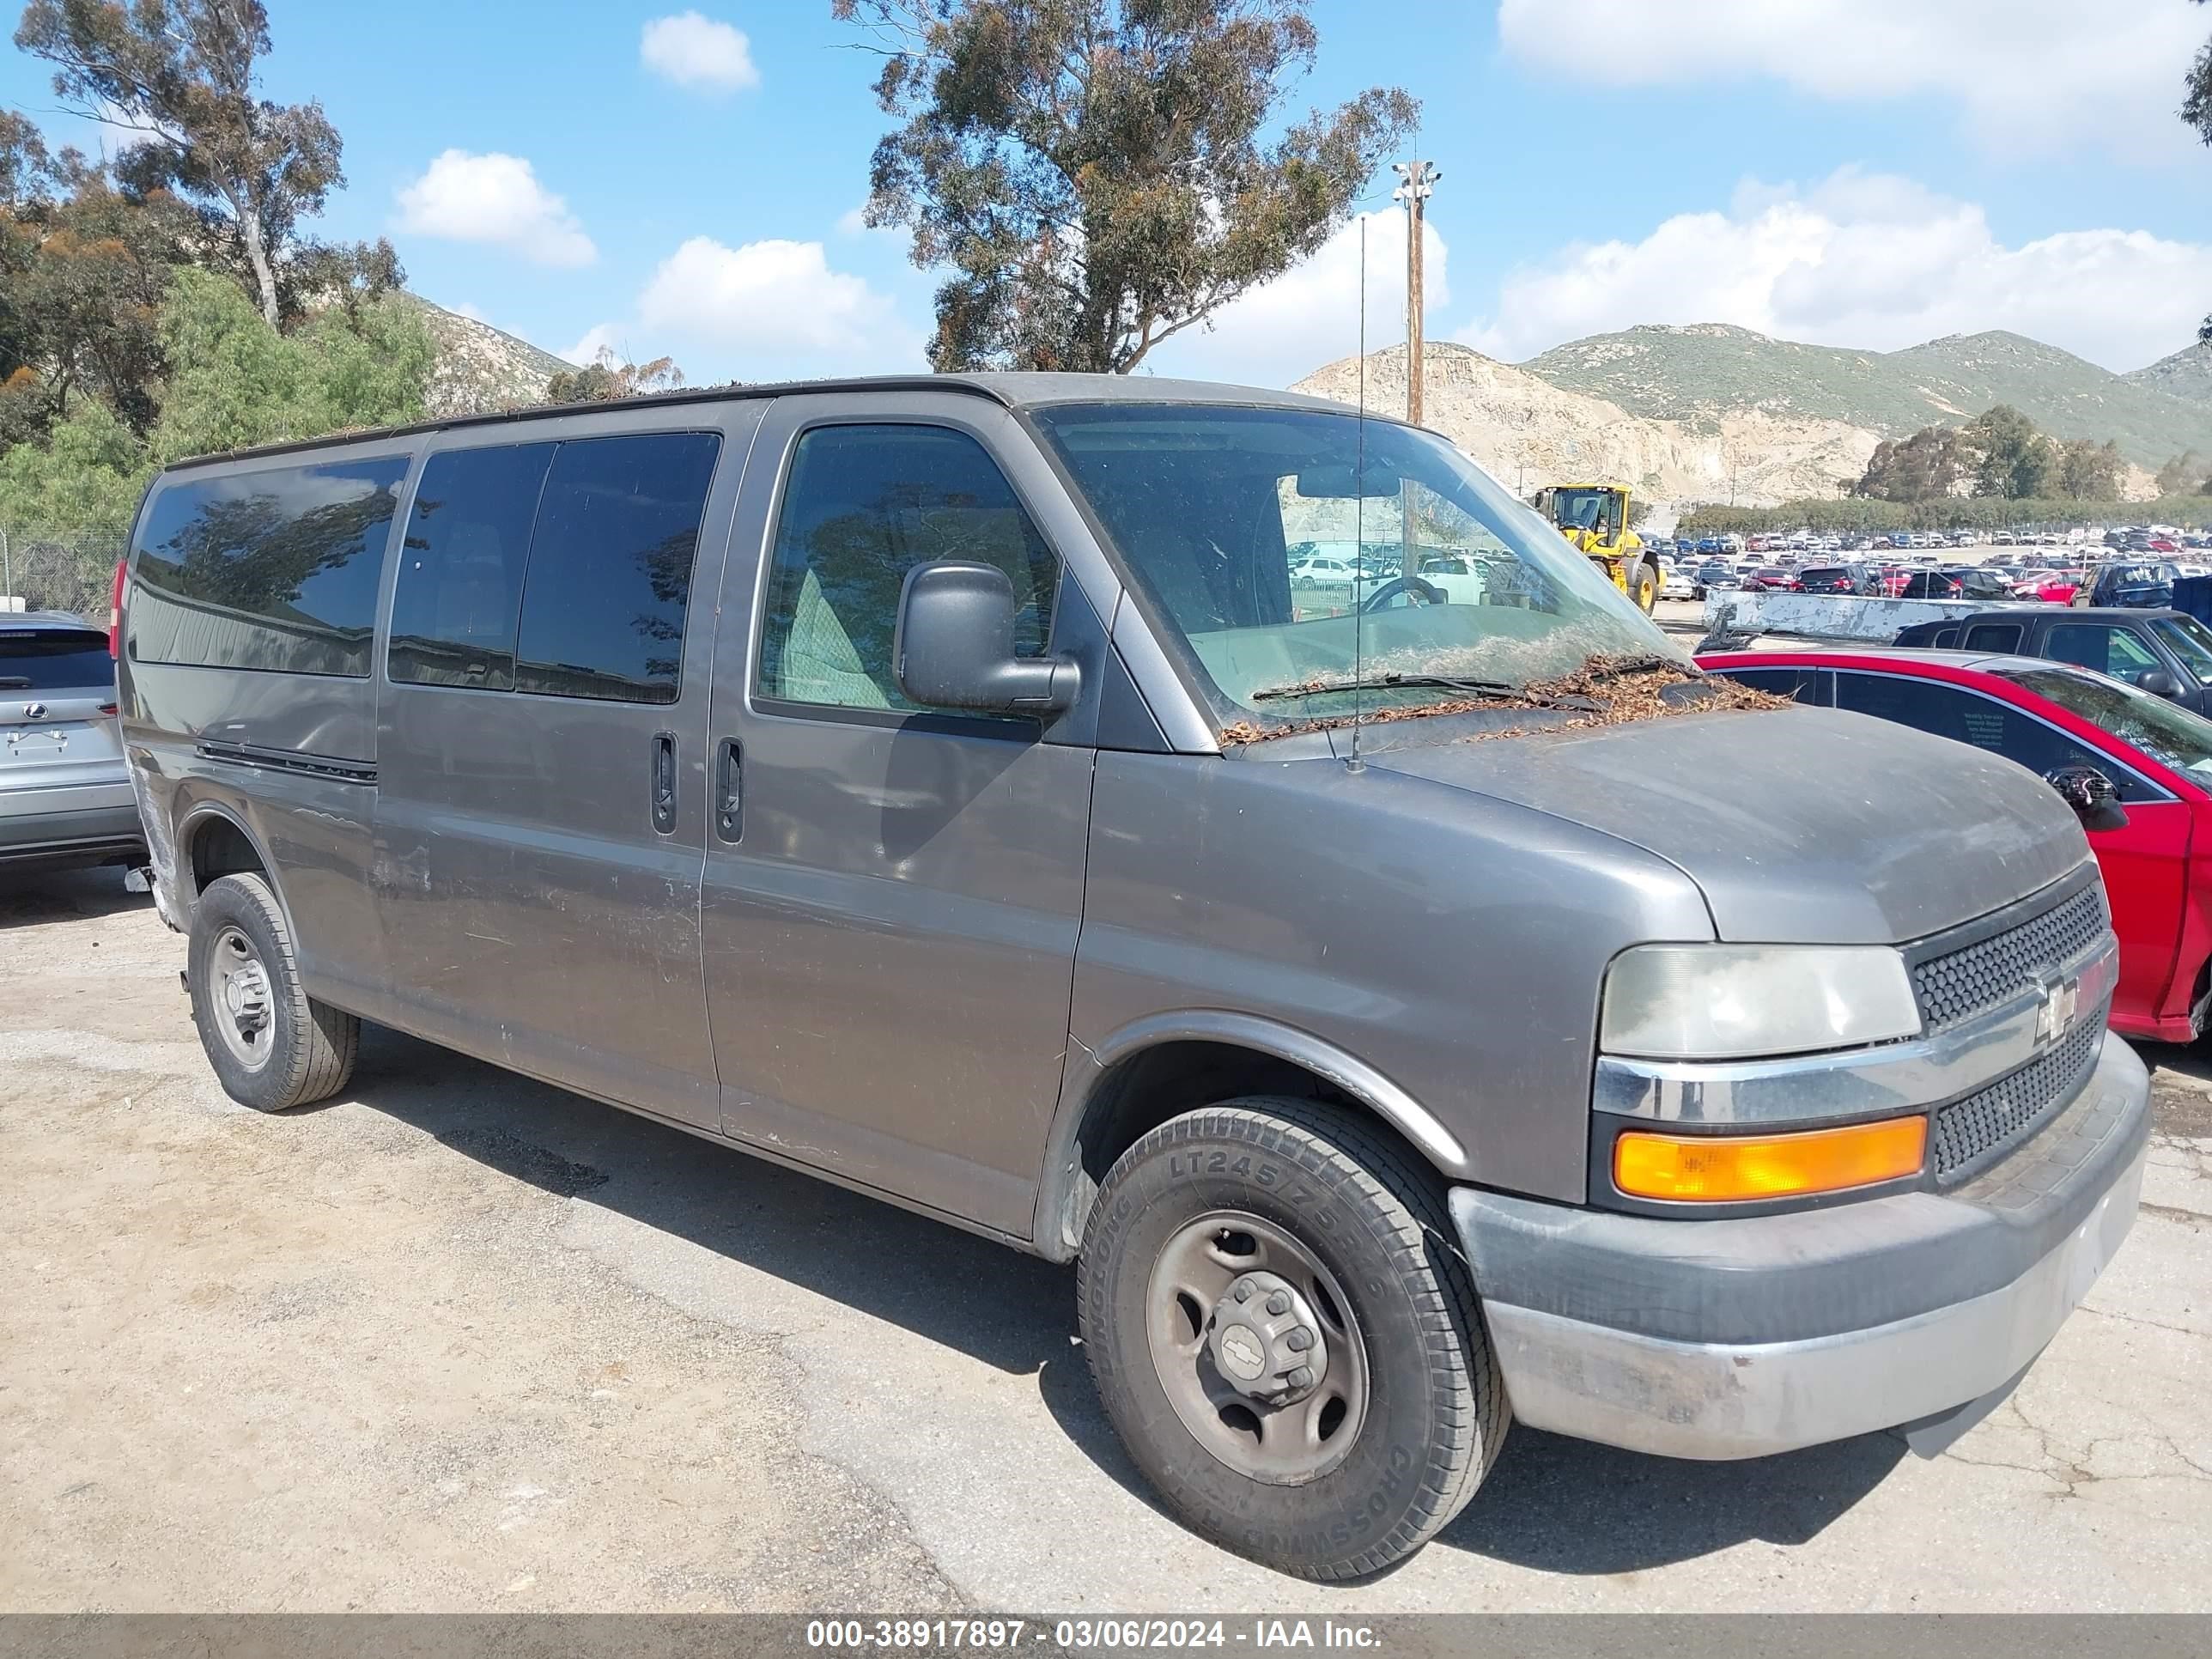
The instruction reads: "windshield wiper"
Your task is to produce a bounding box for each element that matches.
[1249,672,1599,709]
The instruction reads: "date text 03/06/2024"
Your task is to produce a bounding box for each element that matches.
[804,1620,1384,1650]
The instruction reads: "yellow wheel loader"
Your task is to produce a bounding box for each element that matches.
[1531,484,1660,614]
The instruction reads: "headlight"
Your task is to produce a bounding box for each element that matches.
[1600,944,1921,1060]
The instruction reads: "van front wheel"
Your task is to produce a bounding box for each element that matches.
[1078,1099,1508,1581]
[188,872,358,1111]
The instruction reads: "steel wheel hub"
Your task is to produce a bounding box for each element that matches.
[210,926,275,1070]
[1144,1211,1371,1486]
[1208,1271,1328,1406]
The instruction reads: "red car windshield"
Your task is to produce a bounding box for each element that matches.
[1990,664,2212,779]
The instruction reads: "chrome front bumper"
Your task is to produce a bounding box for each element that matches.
[1455,1030,2149,1460]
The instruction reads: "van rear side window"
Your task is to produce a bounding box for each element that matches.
[129,458,408,677]
[387,432,719,703]
[389,442,554,690]
[515,432,720,703]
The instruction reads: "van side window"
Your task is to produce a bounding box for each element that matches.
[388,443,554,690]
[514,432,721,703]
[757,424,1058,714]
[130,457,408,678]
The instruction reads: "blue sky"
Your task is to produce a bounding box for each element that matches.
[6,0,2211,385]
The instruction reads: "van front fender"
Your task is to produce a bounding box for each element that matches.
[1030,1010,1472,1262]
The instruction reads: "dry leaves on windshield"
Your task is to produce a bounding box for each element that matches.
[1220,657,1790,746]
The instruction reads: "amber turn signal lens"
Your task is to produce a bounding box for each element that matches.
[1613,1115,1928,1201]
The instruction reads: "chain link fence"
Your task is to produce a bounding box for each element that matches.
[1,526,126,620]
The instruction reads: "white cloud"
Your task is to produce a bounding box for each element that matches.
[1147,209,1450,387]
[1457,169,2212,373]
[635,235,913,367]
[641,11,760,93]
[395,150,596,266]
[836,203,901,238]
[561,325,624,368]
[448,301,489,324]
[1497,0,2203,163]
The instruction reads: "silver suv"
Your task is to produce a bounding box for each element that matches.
[1,611,143,872]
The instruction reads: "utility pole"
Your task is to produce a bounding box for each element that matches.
[1391,161,1440,428]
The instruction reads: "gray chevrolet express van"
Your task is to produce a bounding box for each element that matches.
[118,377,2149,1580]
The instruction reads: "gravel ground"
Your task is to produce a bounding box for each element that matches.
[2,866,2207,1613]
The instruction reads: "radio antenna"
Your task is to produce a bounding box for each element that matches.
[1349,216,1367,772]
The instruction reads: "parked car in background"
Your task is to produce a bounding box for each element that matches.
[2012,569,2082,605]
[1700,645,2212,1043]
[1692,561,1737,598]
[1798,562,1879,595]
[1891,606,2212,719]
[1,611,144,873]
[2087,562,2181,609]
[1288,553,1358,588]
[1743,565,1802,591]
[1896,567,2014,600]
[1660,565,1698,600]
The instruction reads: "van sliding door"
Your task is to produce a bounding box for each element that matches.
[372,405,761,1128]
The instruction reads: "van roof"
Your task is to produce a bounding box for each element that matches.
[160,372,1369,474]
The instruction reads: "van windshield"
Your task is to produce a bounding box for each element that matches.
[1030,404,1683,724]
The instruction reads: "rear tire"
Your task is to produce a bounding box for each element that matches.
[188,872,358,1112]
[1078,1098,1509,1581]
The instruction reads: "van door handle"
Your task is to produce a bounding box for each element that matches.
[652,732,678,834]
[714,738,743,842]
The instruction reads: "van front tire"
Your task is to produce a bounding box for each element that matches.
[1078,1098,1509,1581]
[188,872,358,1112]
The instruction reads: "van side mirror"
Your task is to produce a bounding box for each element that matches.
[2045,765,2129,833]
[2136,669,2182,700]
[894,561,1081,717]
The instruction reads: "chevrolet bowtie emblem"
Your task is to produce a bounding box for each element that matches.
[2034,976,2081,1046]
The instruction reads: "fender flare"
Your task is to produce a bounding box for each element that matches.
[1032,1010,1473,1261]
[173,798,295,938]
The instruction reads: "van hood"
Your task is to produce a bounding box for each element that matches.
[1354,704,2089,945]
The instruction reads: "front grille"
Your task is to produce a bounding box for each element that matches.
[1911,884,2108,1030]
[1931,1016,2102,1182]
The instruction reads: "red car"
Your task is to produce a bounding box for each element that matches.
[1877,565,1911,598]
[2014,569,2082,605]
[1699,646,2212,1043]
[1743,565,1802,591]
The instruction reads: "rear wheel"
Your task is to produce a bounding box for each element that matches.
[188,872,358,1111]
[1078,1098,1509,1581]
